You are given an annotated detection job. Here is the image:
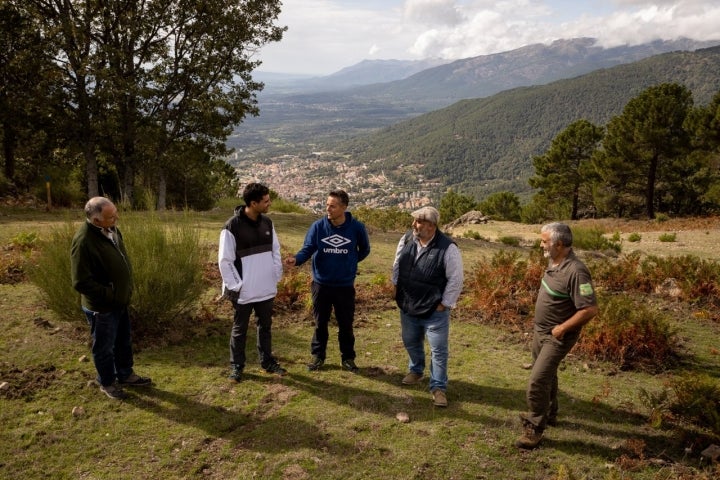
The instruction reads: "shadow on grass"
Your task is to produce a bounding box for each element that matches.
[127,385,354,455]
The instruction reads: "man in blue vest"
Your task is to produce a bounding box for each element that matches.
[392,206,463,407]
[219,182,285,382]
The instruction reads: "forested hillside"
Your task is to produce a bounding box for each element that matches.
[341,46,720,198]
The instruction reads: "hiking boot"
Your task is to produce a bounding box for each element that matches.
[265,363,288,376]
[516,418,543,449]
[228,365,243,382]
[342,359,359,373]
[307,356,324,371]
[401,372,424,385]
[118,373,152,386]
[99,383,127,400]
[432,388,448,407]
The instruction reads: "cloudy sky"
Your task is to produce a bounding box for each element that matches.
[256,0,720,75]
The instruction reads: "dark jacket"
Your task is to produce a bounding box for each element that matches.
[395,230,454,317]
[71,221,133,312]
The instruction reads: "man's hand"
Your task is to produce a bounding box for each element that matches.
[225,288,240,304]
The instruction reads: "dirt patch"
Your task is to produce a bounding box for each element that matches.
[0,363,61,400]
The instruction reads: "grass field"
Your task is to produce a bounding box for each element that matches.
[1,206,719,479]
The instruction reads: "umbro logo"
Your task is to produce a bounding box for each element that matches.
[321,234,351,248]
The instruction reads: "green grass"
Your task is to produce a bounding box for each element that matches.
[1,208,719,479]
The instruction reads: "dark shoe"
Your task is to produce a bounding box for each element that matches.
[402,372,424,385]
[516,416,543,449]
[99,383,127,400]
[265,363,287,376]
[228,365,243,382]
[118,373,152,386]
[432,389,448,407]
[342,359,359,373]
[307,356,324,371]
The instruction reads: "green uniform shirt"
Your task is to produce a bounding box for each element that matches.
[534,250,596,333]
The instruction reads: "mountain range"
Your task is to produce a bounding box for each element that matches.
[231,37,720,199]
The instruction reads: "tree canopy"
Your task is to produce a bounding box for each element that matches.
[0,0,285,209]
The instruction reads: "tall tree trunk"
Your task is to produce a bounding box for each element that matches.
[85,146,99,198]
[2,122,17,182]
[122,163,134,207]
[157,169,167,210]
[646,154,658,219]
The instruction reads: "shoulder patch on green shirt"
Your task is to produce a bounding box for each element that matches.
[580,283,594,296]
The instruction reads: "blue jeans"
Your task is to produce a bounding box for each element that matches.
[400,309,450,392]
[83,307,134,386]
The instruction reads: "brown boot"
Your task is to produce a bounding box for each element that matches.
[515,420,543,449]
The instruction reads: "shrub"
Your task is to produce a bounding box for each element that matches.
[275,266,312,312]
[466,249,545,330]
[29,214,206,338]
[27,223,80,323]
[658,232,676,242]
[498,235,521,246]
[589,252,651,293]
[122,213,205,336]
[640,255,720,305]
[575,293,680,372]
[627,232,642,242]
[352,205,412,232]
[463,230,486,241]
[572,226,621,253]
[669,373,720,436]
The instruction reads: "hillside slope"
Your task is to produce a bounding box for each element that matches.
[342,46,720,198]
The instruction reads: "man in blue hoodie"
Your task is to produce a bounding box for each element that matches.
[286,189,371,373]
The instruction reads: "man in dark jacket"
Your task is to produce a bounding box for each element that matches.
[71,197,151,400]
[392,206,463,407]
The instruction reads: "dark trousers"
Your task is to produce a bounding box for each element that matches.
[230,298,276,370]
[526,330,579,430]
[310,282,356,361]
[83,307,134,386]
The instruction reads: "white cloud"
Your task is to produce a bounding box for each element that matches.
[257,0,720,75]
[403,0,464,26]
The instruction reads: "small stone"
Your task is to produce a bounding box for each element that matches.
[72,406,86,417]
[79,355,89,363]
[396,412,410,423]
[701,444,720,462]
[0,381,9,391]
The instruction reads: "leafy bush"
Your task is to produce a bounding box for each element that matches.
[28,214,206,338]
[462,230,486,240]
[352,205,412,232]
[27,223,80,322]
[466,249,545,330]
[589,252,651,293]
[122,213,205,335]
[498,235,521,246]
[658,232,677,242]
[572,226,621,252]
[669,373,720,436]
[628,232,642,242]
[275,266,312,312]
[575,293,680,372]
[640,254,720,305]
